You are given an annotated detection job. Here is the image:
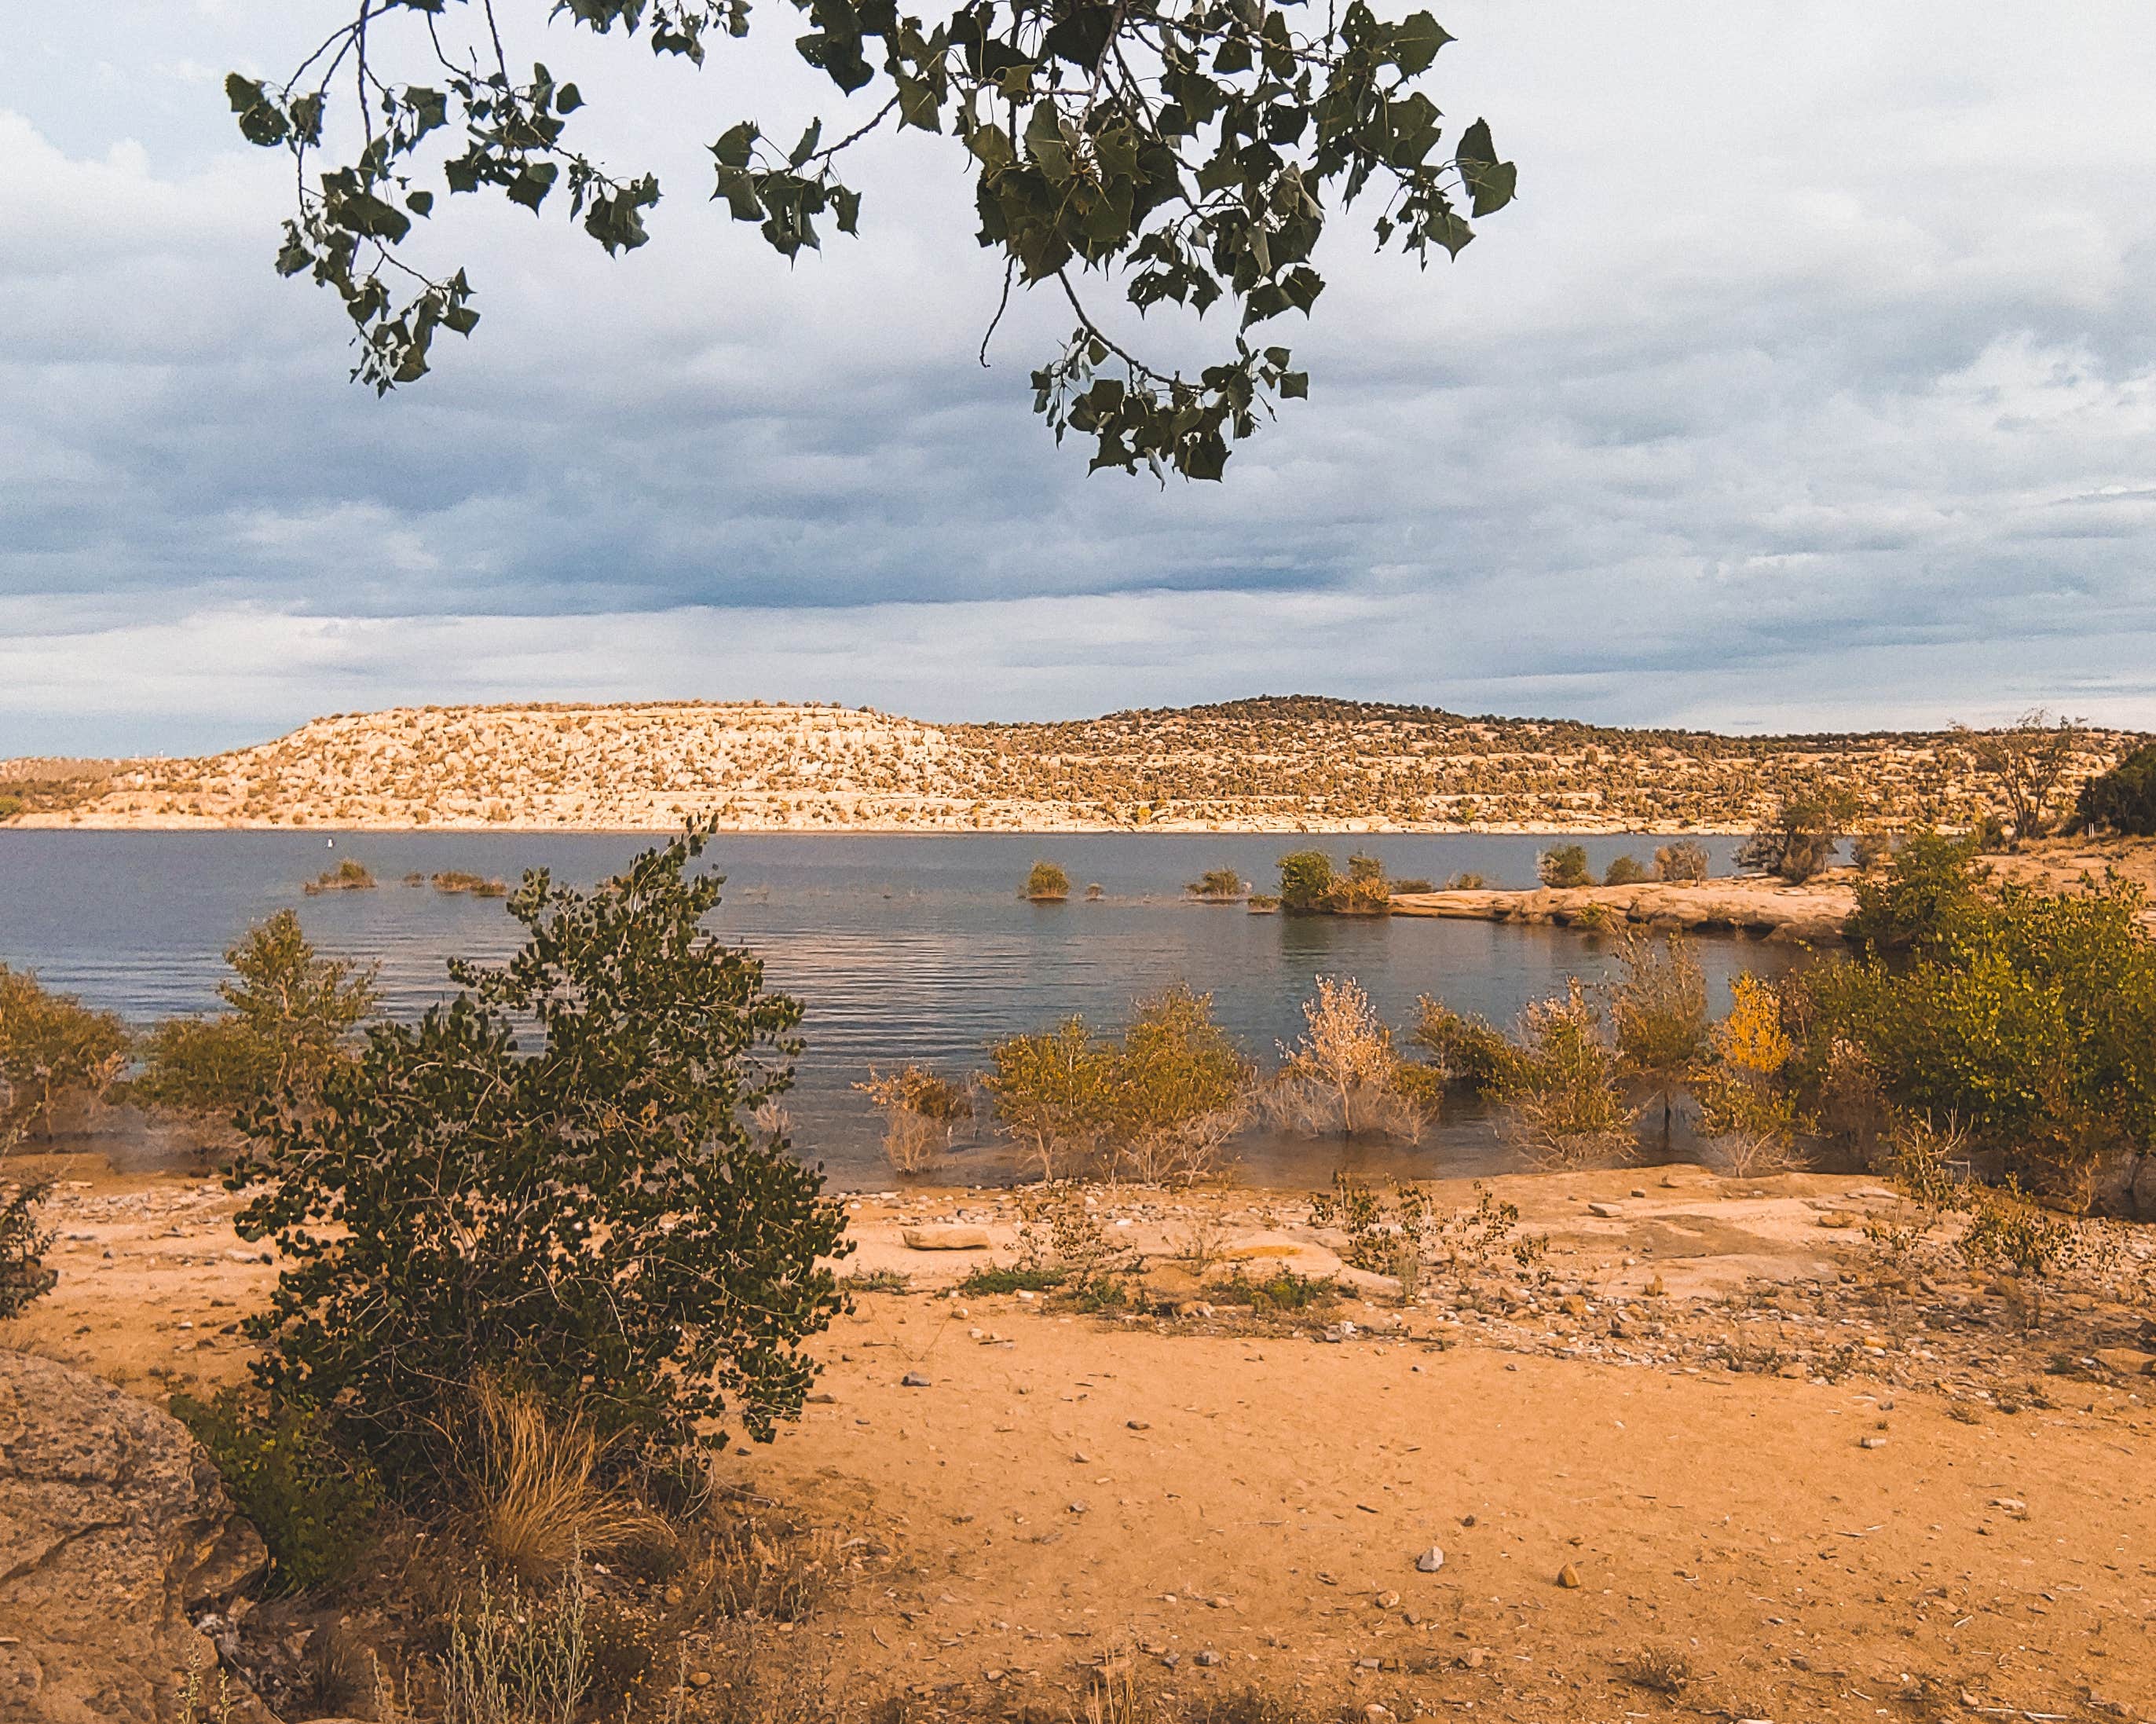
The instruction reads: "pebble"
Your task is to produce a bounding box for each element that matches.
[1126,1419,1151,1431]
[1195,1650,1221,1667]
[1860,1435,1888,1449]
[1415,1546,1445,1574]
[1557,1563,1583,1589]
[1374,1590,1400,1608]
[900,1372,932,1388]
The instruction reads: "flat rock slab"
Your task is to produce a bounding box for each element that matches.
[2095,1348,2156,1377]
[0,1349,271,1722]
[901,1227,994,1251]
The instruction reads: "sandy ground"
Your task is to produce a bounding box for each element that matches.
[8,1155,2156,1722]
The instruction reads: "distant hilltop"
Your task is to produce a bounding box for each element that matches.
[2,696,2140,834]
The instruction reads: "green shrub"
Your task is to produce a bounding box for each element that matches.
[957,1264,1067,1295]
[227,827,851,1492]
[1329,854,1393,914]
[1802,844,2156,1203]
[1023,860,1071,900]
[0,794,21,821]
[1204,1265,1338,1311]
[1276,850,1337,913]
[1185,868,1245,900]
[137,911,376,1139]
[0,1168,56,1318]
[0,965,130,1139]
[1110,983,1254,1181]
[1442,870,1488,891]
[1653,840,1709,883]
[983,1016,1115,1179]
[304,858,376,893]
[1495,981,1635,1167]
[1390,877,1433,895]
[1610,931,1708,1148]
[1407,997,1514,1095]
[171,1388,380,1594]
[2076,741,2156,836]
[1538,844,1590,888]
[1602,854,1649,886]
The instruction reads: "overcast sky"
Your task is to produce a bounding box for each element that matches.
[5,3,2155,756]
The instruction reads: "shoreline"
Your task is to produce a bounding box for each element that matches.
[9,814,1765,836]
[1390,876,1859,942]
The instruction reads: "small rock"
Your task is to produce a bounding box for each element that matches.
[2094,1347,2156,1377]
[1126,1419,1151,1431]
[1557,1563,1583,1589]
[1415,1546,1445,1573]
[1587,1202,1623,1219]
[900,1372,932,1388]
[1069,1500,1090,1514]
[1461,1647,1488,1669]
[807,1391,838,1404]
[690,1671,713,1689]
[1195,1650,1221,1667]
[1777,1362,1808,1380]
[1374,1590,1400,1609]
[1859,1436,1888,1449]
[1816,1211,1857,1229]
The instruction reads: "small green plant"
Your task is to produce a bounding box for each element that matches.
[0,965,130,1140]
[1015,1182,1135,1291]
[1185,868,1245,901]
[983,1016,1115,1179]
[1610,930,1708,1151]
[1957,1182,2088,1327]
[441,1565,591,1724]
[1267,975,1428,1142]
[1206,1266,1338,1311]
[1390,876,1433,895]
[956,1263,1067,1295]
[0,1157,56,1319]
[1408,997,1514,1094]
[171,1388,382,1595]
[1602,854,1649,886]
[0,794,23,822]
[1538,844,1590,888]
[1276,850,1337,914]
[1023,860,1071,901]
[2077,739,2156,836]
[431,869,510,896]
[1736,785,1857,883]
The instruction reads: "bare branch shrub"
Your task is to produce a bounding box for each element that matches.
[854,1065,972,1177]
[1266,976,1427,1142]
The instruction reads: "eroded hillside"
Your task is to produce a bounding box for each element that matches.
[11,697,2137,833]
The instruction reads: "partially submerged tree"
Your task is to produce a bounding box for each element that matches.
[1023,859,1072,901]
[1537,843,1590,888]
[1652,839,1708,883]
[228,827,850,1489]
[1268,974,1426,1140]
[1492,980,1633,1168]
[1608,930,1707,1151]
[1111,983,1253,1180]
[984,1015,1117,1177]
[855,1063,972,1174]
[1276,849,1338,913]
[224,0,1515,480]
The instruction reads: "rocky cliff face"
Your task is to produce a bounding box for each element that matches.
[0,1349,270,1723]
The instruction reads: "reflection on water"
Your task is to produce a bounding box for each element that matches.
[0,829,1804,1188]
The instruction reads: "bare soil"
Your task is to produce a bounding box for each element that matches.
[8,1153,2156,1722]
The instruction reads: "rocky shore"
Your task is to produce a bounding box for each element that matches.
[1390,876,1858,942]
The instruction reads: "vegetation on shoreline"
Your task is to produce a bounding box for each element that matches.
[27,697,2141,833]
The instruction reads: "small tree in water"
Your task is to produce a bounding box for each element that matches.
[1609,932,1708,1154]
[227,826,850,1491]
[1268,976,1427,1141]
[1023,860,1071,901]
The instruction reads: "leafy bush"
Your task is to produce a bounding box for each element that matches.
[1735,788,1855,884]
[2075,741,2156,836]
[137,910,376,1143]
[1538,844,1590,888]
[1391,877,1433,895]
[1205,1266,1338,1311]
[1013,1182,1134,1292]
[1602,854,1649,886]
[1110,984,1254,1181]
[1443,870,1488,891]
[983,1016,1115,1178]
[1331,853,1394,915]
[1276,850,1337,914]
[171,1388,381,1594]
[1309,1176,1543,1297]
[1803,862,2156,1206]
[227,828,851,1491]
[1692,974,1802,1174]
[0,794,21,821]
[1407,997,1514,1094]
[0,1164,56,1319]
[0,965,130,1139]
[1186,868,1245,900]
[1023,860,1071,900]
[1653,839,1709,883]
[1495,981,1635,1167]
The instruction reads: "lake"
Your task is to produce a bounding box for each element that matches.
[0,829,1804,1188]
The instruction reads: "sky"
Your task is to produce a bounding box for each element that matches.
[5,3,2156,757]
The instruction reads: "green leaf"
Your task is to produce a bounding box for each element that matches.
[1390,12,1454,76]
[712,121,759,170]
[556,82,584,113]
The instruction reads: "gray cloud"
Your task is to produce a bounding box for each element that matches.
[3,3,2156,756]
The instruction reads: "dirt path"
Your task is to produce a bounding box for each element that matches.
[7,1157,2155,1722]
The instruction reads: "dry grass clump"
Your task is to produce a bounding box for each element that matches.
[460,1377,672,1586]
[1621,1644,1693,1695]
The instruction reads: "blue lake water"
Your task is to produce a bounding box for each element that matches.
[0,830,1801,1187]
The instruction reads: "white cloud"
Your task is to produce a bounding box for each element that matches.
[3,2,2156,751]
